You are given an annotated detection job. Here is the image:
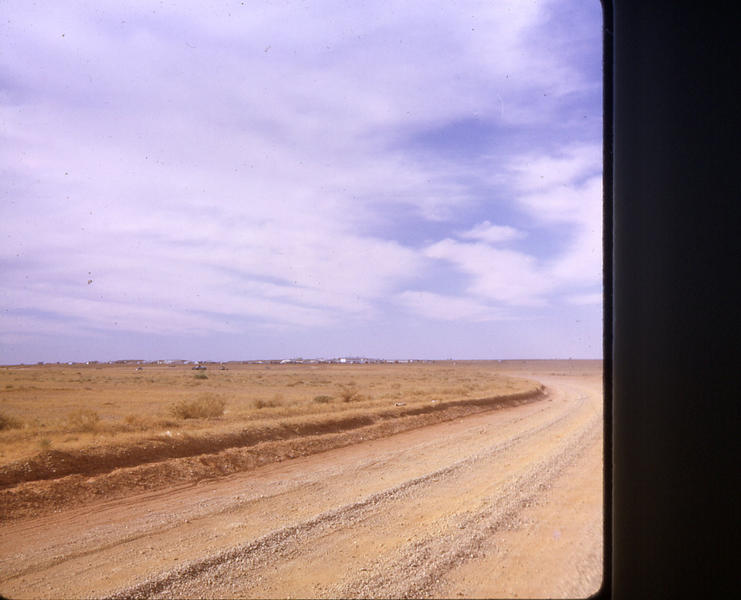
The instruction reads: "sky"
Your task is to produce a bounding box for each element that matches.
[0,0,603,364]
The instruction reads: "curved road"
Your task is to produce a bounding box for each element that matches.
[0,369,603,599]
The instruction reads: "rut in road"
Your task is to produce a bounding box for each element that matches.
[333,408,600,599]
[103,390,598,599]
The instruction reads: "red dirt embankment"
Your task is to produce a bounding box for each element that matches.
[0,387,545,521]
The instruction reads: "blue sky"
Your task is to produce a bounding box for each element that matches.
[0,0,603,363]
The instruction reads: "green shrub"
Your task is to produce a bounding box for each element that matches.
[194,373,208,380]
[313,395,332,404]
[170,395,226,419]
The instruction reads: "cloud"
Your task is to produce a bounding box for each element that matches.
[423,239,552,306]
[1,218,423,335]
[565,292,602,305]
[513,148,603,287]
[457,221,525,244]
[0,1,602,360]
[396,291,506,322]
[417,143,602,311]
[509,143,602,206]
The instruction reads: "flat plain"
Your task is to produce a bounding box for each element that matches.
[0,359,603,598]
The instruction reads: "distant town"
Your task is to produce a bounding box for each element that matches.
[0,358,591,368]
[7,357,446,367]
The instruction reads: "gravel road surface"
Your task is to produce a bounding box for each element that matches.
[0,368,603,599]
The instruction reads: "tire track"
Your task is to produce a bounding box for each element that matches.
[331,410,601,598]
[103,390,593,599]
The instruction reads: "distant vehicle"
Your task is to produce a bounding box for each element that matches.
[192,365,207,370]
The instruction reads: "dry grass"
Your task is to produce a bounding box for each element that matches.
[0,361,545,466]
[338,385,362,403]
[170,394,226,419]
[66,409,101,432]
[0,412,22,431]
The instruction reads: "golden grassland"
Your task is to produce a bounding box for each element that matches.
[0,361,543,467]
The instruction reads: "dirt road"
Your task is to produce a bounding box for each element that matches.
[0,368,603,599]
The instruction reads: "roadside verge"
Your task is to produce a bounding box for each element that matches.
[0,386,546,520]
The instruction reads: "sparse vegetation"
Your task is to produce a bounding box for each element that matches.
[66,409,100,432]
[193,373,208,380]
[124,414,148,429]
[338,385,362,403]
[0,411,22,430]
[123,414,177,431]
[169,395,226,419]
[253,394,284,409]
[0,360,551,466]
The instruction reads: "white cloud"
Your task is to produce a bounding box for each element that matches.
[510,143,602,208]
[565,292,602,305]
[0,312,86,339]
[457,221,525,244]
[1,215,423,334]
[417,144,602,312]
[0,1,602,359]
[517,173,603,286]
[424,239,552,306]
[396,291,505,322]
